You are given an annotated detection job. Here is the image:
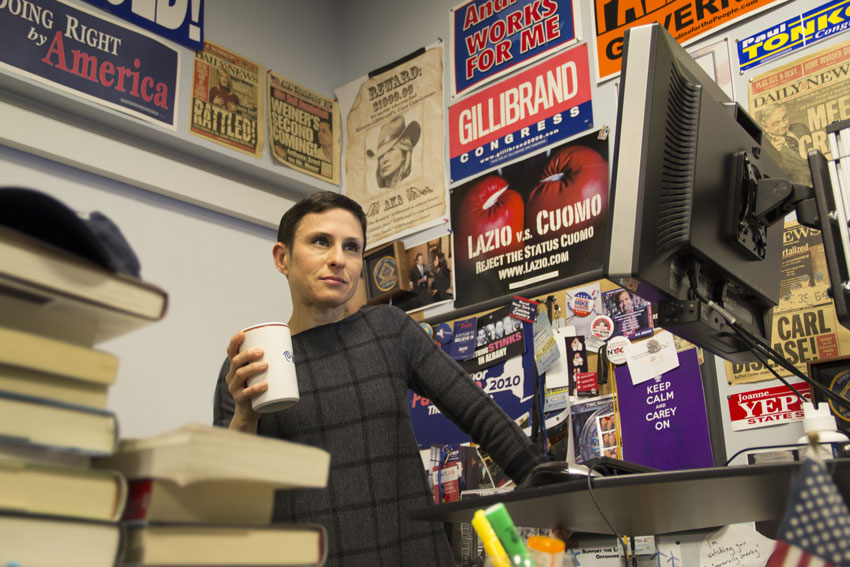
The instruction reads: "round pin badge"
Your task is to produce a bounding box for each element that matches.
[419,322,433,338]
[434,323,453,344]
[606,335,631,365]
[372,256,399,292]
[570,291,594,317]
[590,315,614,341]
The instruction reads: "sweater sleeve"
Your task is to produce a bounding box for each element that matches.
[213,356,235,428]
[389,306,545,483]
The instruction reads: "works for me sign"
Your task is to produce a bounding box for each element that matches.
[0,0,179,129]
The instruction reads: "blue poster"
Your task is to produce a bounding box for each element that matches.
[737,0,850,72]
[409,319,536,449]
[0,0,179,129]
[82,0,204,50]
[450,0,577,98]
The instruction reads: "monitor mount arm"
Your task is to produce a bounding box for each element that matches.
[730,151,819,261]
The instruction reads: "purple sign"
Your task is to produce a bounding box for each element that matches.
[615,348,714,471]
[0,0,179,129]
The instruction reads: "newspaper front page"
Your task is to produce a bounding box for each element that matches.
[190,41,264,158]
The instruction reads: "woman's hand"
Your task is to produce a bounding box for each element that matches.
[225,330,269,433]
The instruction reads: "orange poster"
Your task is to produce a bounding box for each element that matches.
[593,0,791,83]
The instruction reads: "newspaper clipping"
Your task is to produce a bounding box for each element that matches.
[190,41,264,158]
[725,222,850,385]
[748,38,850,187]
[268,71,340,184]
[341,46,447,246]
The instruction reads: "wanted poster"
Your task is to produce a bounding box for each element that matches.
[336,45,447,247]
[748,38,850,187]
[190,41,263,157]
[268,71,340,184]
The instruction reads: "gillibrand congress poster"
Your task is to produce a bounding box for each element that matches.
[451,130,609,308]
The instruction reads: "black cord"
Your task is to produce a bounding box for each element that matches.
[585,464,630,567]
[684,265,850,412]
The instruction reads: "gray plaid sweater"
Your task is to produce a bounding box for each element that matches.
[214,304,543,566]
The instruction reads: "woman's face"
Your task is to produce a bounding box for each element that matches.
[378,145,404,178]
[277,208,364,311]
[219,73,230,88]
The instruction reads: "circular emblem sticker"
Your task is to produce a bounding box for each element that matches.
[434,323,453,344]
[372,256,398,293]
[419,322,433,338]
[590,315,614,341]
[828,370,850,424]
[606,336,630,364]
[570,292,594,317]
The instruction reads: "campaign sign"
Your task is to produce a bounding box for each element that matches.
[615,348,715,471]
[727,381,811,431]
[737,0,850,72]
[449,43,593,183]
[82,0,204,50]
[409,327,536,449]
[451,131,609,308]
[0,0,179,129]
[450,0,577,98]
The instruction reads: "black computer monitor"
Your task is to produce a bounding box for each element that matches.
[605,23,801,363]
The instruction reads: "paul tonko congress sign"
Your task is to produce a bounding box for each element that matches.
[448,43,593,183]
[0,0,179,128]
[450,131,609,308]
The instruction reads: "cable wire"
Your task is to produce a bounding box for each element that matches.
[585,464,630,567]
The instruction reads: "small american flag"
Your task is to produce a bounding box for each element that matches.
[767,449,850,567]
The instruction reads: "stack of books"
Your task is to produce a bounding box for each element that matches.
[0,225,169,566]
[94,423,331,567]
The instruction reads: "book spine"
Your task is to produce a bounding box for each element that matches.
[122,479,153,522]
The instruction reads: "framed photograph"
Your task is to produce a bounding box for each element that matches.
[807,355,850,436]
[363,241,410,305]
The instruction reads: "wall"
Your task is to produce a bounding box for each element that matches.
[1,0,846,457]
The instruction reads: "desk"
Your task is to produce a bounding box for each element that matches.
[411,459,850,536]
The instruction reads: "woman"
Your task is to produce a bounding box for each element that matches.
[214,191,543,566]
[367,116,420,189]
[430,252,452,302]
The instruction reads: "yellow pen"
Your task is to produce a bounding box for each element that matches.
[472,509,512,567]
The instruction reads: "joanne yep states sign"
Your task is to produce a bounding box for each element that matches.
[451,0,577,98]
[451,131,609,308]
[449,43,592,183]
[0,0,179,128]
[81,0,204,50]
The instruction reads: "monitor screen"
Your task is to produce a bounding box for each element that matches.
[604,23,787,362]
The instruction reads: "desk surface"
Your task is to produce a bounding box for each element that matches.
[411,459,850,536]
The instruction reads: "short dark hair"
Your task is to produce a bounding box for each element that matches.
[277,191,367,251]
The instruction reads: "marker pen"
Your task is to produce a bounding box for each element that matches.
[484,502,532,566]
[471,510,511,567]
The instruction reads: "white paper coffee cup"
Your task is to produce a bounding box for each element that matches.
[239,322,298,413]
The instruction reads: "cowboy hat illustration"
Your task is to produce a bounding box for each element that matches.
[366,116,421,158]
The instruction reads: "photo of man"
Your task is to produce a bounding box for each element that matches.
[317,118,333,162]
[367,115,421,189]
[603,288,653,339]
[209,69,239,112]
[755,103,811,186]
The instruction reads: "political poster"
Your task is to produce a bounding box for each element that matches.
[725,222,850,384]
[748,38,850,187]
[615,348,715,471]
[592,0,790,83]
[336,45,447,247]
[0,0,179,129]
[727,381,811,431]
[268,71,340,184]
[460,305,526,373]
[190,41,263,157]
[451,130,609,309]
[409,344,535,449]
[737,0,850,72]
[81,0,204,50]
[448,43,593,184]
[450,0,578,98]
